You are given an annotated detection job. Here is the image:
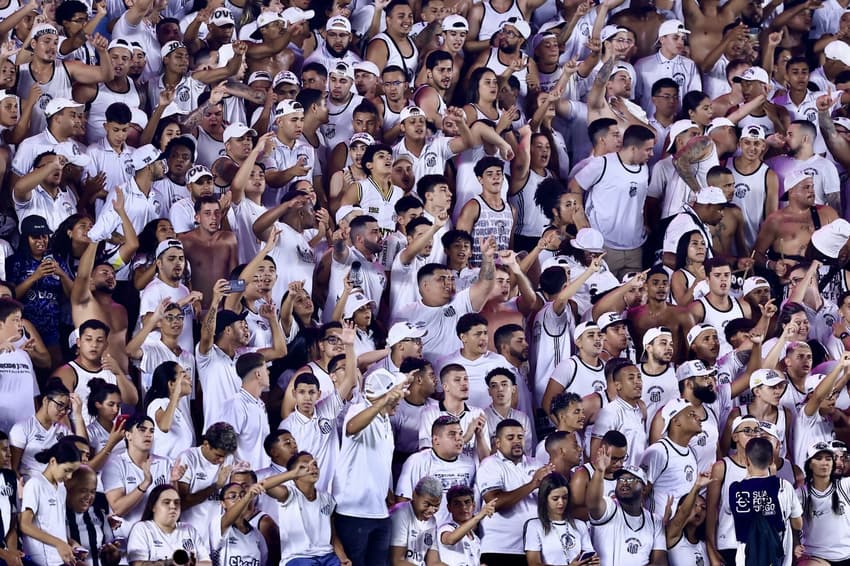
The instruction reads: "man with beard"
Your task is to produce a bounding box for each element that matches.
[754,171,839,279]
[304,16,361,71]
[198,279,286,430]
[587,449,667,566]
[493,323,535,420]
[477,419,555,565]
[638,327,677,428]
[436,313,517,409]
[542,322,606,418]
[470,17,539,105]
[321,62,365,154]
[210,122,258,194]
[54,318,138,417]
[628,266,696,364]
[179,196,238,312]
[414,50,454,131]
[138,239,199,355]
[769,120,841,210]
[373,66,413,144]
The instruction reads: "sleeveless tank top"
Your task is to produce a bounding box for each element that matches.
[413,84,447,118]
[196,127,226,168]
[740,404,788,458]
[730,160,770,252]
[469,194,512,265]
[86,80,141,145]
[509,168,550,238]
[485,47,528,100]
[671,268,697,306]
[373,32,419,83]
[698,296,745,356]
[380,94,409,133]
[478,0,524,41]
[717,456,748,550]
[357,177,404,231]
[19,62,73,136]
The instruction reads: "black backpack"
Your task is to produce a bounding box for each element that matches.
[744,512,785,566]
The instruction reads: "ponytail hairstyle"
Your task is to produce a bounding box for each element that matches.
[34,442,81,466]
[87,377,121,418]
[143,361,181,412]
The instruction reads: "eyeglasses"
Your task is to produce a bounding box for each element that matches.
[164,314,185,322]
[501,30,521,39]
[617,476,641,484]
[736,427,762,436]
[323,336,342,345]
[49,398,72,413]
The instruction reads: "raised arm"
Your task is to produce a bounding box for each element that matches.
[469,236,497,311]
[199,279,227,355]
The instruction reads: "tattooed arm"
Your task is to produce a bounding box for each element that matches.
[588,57,616,112]
[469,236,497,311]
[819,106,850,169]
[198,279,228,355]
[673,135,714,195]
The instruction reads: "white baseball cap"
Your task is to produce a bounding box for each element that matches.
[248,71,272,85]
[741,124,766,141]
[667,119,700,151]
[657,19,690,39]
[731,415,760,433]
[780,169,813,201]
[209,7,235,26]
[354,61,380,76]
[44,97,82,118]
[186,165,213,184]
[597,312,624,332]
[326,15,351,33]
[399,106,425,122]
[676,359,714,381]
[155,238,184,258]
[273,70,300,89]
[806,441,836,461]
[30,23,58,40]
[344,292,375,319]
[131,144,165,171]
[330,61,356,81]
[349,132,375,146]
[275,99,305,118]
[695,186,727,205]
[281,7,315,25]
[55,142,91,167]
[571,228,605,253]
[742,276,770,296]
[613,465,648,484]
[107,38,133,52]
[363,368,403,399]
[749,368,785,389]
[826,40,850,67]
[251,12,287,39]
[661,398,693,433]
[601,24,630,42]
[499,16,531,39]
[707,117,735,134]
[686,322,716,346]
[732,66,770,85]
[642,326,672,349]
[759,420,781,441]
[573,321,599,342]
[160,40,185,59]
[811,219,850,259]
[387,321,428,347]
[442,14,469,32]
[223,123,258,143]
[334,204,363,224]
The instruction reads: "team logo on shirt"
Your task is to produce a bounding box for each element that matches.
[838,502,846,515]
[806,109,817,122]
[424,533,433,546]
[684,464,695,483]
[38,93,53,111]
[182,539,195,551]
[646,385,664,403]
[696,556,705,566]
[321,502,333,515]
[734,183,750,199]
[124,160,135,177]
[424,152,438,168]
[318,418,333,435]
[592,380,605,392]
[0,484,13,497]
[625,537,642,554]
[628,182,638,197]
[325,125,336,139]
[824,313,837,327]
[176,85,191,103]
[560,532,576,550]
[296,245,315,264]
[696,432,707,447]
[672,72,686,89]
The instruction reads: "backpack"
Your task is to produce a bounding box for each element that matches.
[744,510,785,566]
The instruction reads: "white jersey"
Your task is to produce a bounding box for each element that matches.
[531,300,575,407]
[321,94,364,150]
[437,520,481,566]
[195,126,225,168]
[127,521,210,563]
[356,177,404,232]
[477,452,538,554]
[433,350,516,410]
[21,473,68,566]
[279,393,345,492]
[212,523,264,566]
[550,355,606,400]
[391,397,439,454]
[699,296,745,358]
[523,517,593,564]
[176,446,236,532]
[390,501,437,566]
[668,531,709,566]
[793,405,834,467]
[397,289,475,360]
[9,416,71,481]
[18,62,73,136]
[102,452,172,537]
[716,456,749,551]
[418,402,489,464]
[477,0,524,41]
[639,364,678,431]
[730,159,771,251]
[590,497,666,566]
[692,403,721,473]
[372,33,419,82]
[509,168,551,238]
[485,48,528,100]
[773,89,838,155]
[592,398,647,468]
[468,194,512,266]
[576,152,650,250]
[67,361,117,425]
[0,348,38,434]
[640,437,698,515]
[380,94,409,134]
[798,477,850,561]
[634,52,702,116]
[392,135,456,180]
[268,221,316,304]
[86,80,141,144]
[739,403,788,458]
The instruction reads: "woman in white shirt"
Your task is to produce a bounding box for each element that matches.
[212,482,266,566]
[19,442,82,566]
[524,472,597,566]
[799,442,850,564]
[85,377,127,468]
[143,361,194,460]
[666,475,711,566]
[127,484,211,566]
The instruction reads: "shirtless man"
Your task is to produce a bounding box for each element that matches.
[753,170,839,280]
[681,0,750,64]
[70,189,135,374]
[706,166,748,258]
[627,266,696,365]
[609,0,668,58]
[587,57,643,131]
[179,196,238,311]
